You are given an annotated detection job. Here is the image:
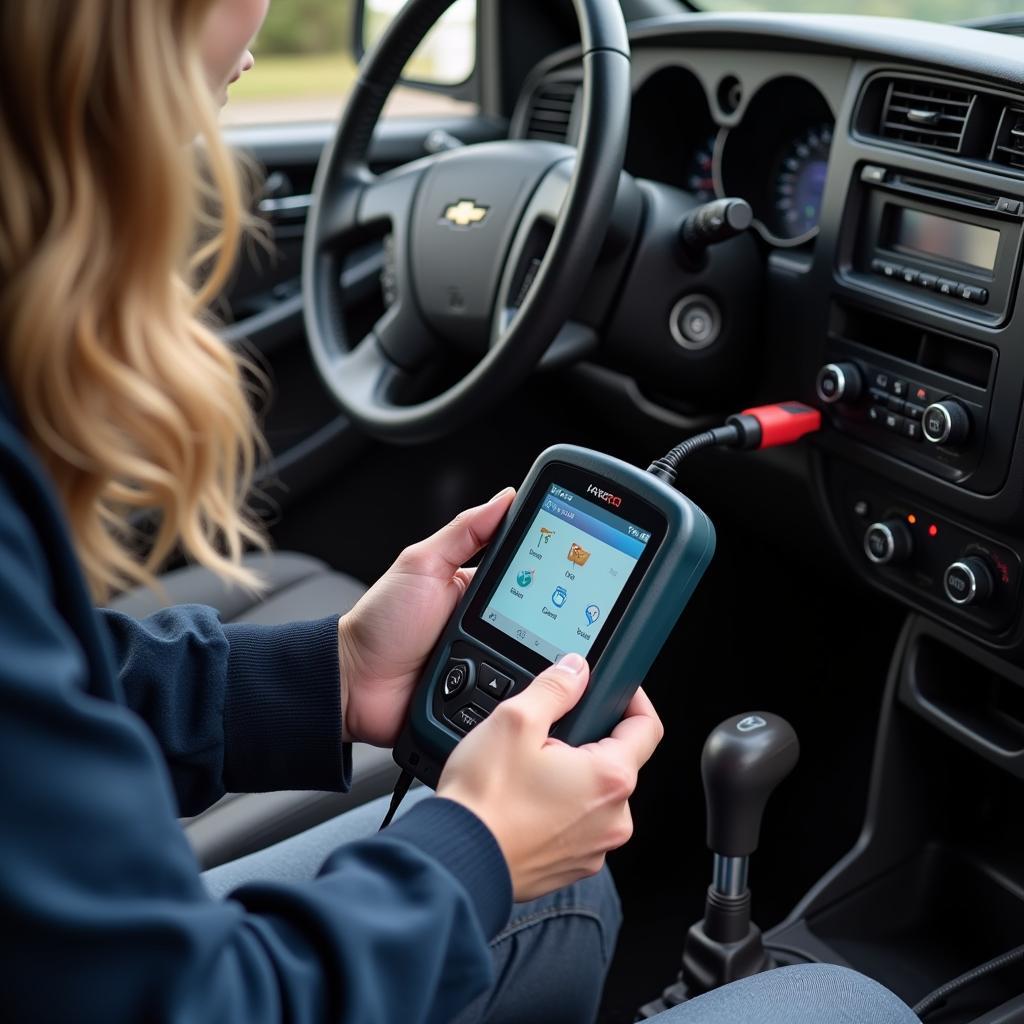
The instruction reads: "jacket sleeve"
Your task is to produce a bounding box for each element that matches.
[0,492,513,1024]
[100,604,350,814]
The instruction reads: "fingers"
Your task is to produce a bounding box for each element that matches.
[404,488,515,579]
[596,688,664,769]
[502,654,590,734]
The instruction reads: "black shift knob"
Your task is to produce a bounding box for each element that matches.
[702,713,799,858]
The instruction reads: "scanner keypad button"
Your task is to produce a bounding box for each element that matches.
[478,664,513,700]
[451,705,487,733]
[442,660,473,700]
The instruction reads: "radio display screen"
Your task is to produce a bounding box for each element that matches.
[891,206,1000,272]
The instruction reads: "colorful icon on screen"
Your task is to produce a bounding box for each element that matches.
[516,569,535,588]
[538,527,555,545]
[568,543,591,568]
[585,604,601,626]
[551,586,568,608]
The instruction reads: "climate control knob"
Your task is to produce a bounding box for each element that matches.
[864,520,913,565]
[816,362,863,404]
[922,400,971,446]
[944,557,994,607]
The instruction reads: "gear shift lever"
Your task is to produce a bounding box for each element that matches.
[638,713,798,1017]
[683,712,799,993]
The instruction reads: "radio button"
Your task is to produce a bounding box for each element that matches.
[901,419,923,442]
[872,260,900,279]
[997,197,1023,215]
[960,285,988,304]
[923,400,971,446]
[900,268,920,286]
[936,278,959,297]
[917,273,939,291]
[816,362,863,404]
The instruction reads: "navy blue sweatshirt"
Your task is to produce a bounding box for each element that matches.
[0,388,512,1023]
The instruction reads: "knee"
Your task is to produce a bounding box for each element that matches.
[574,864,623,963]
[713,964,919,1024]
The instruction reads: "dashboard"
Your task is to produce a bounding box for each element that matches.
[506,13,1024,662]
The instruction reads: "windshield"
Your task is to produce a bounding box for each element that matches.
[696,1,1023,20]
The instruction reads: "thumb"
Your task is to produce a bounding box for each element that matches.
[512,653,590,731]
[412,487,515,579]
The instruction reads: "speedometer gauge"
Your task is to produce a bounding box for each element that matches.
[773,123,833,240]
[685,134,718,203]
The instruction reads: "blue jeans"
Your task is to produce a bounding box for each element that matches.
[203,790,919,1024]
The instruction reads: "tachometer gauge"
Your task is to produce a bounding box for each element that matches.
[685,134,718,203]
[773,123,832,240]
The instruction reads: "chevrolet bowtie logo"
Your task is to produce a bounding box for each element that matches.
[443,199,489,227]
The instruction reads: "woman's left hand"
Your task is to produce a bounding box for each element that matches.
[337,487,516,747]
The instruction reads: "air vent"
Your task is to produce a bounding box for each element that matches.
[524,80,580,144]
[991,105,1024,169]
[878,78,974,154]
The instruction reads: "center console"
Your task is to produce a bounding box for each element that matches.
[811,148,1024,653]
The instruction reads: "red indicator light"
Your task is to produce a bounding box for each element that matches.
[916,387,927,401]
[907,514,917,525]
[928,524,939,538]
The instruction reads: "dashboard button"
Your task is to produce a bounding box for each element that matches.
[944,558,994,607]
[887,396,906,414]
[900,267,920,286]
[450,705,488,733]
[903,402,925,420]
[890,379,908,398]
[864,520,913,565]
[478,664,513,700]
[816,362,863,404]
[883,410,902,433]
[910,384,933,405]
[997,197,1022,215]
[960,285,988,304]
[442,660,474,700]
[861,165,888,184]
[868,386,889,405]
[923,400,971,446]
[901,418,922,442]
[872,371,890,390]
[867,405,885,426]
[936,278,959,297]
[917,273,939,291]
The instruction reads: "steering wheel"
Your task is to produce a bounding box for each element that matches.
[303,0,631,443]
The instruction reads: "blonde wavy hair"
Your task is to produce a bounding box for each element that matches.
[0,0,266,602]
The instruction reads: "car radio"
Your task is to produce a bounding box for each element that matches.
[392,444,716,789]
[843,164,1024,326]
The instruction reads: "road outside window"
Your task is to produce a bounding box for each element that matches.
[223,0,477,127]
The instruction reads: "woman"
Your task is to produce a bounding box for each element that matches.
[0,2,920,1022]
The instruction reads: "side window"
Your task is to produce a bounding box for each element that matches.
[223,0,478,127]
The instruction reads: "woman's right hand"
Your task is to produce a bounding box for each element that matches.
[436,653,664,902]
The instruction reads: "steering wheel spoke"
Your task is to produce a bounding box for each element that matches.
[303,0,632,442]
[316,160,427,251]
